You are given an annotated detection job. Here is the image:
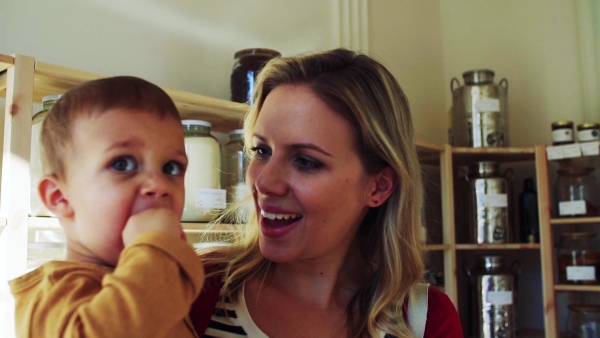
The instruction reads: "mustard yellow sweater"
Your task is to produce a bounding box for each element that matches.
[9,232,204,338]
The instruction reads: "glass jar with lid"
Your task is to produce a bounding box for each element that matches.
[577,123,600,143]
[551,120,575,145]
[557,232,599,284]
[222,129,250,204]
[555,166,600,217]
[230,48,281,105]
[30,94,63,217]
[181,120,225,222]
[567,304,600,337]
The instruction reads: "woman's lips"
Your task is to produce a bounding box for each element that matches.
[260,210,302,238]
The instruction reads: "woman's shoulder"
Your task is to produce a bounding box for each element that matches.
[424,286,463,337]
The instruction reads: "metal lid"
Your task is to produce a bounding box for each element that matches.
[42,94,63,103]
[556,166,594,176]
[475,254,504,269]
[462,69,495,85]
[234,48,281,59]
[577,122,600,130]
[551,120,574,128]
[469,161,500,176]
[181,119,212,128]
[567,304,600,312]
[561,231,597,239]
[228,129,244,136]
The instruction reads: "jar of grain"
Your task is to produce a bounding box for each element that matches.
[557,232,599,285]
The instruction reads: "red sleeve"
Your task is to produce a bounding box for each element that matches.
[423,286,464,338]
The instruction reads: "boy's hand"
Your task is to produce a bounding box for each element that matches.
[122,208,185,246]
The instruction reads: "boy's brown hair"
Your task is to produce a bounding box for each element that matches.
[41,76,181,178]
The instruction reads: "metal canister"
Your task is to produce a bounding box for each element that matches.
[450,69,509,147]
[467,255,518,338]
[467,161,513,244]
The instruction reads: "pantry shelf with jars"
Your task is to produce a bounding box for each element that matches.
[536,138,600,337]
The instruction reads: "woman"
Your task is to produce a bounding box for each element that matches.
[191,48,462,337]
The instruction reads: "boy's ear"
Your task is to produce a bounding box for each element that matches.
[38,175,73,218]
[367,166,398,208]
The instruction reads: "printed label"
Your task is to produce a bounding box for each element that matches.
[558,200,587,216]
[567,266,596,281]
[578,129,600,142]
[195,188,226,209]
[580,142,600,156]
[486,291,513,305]
[475,98,500,112]
[484,194,508,207]
[562,144,583,158]
[552,129,574,142]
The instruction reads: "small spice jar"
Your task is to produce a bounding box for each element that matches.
[577,122,600,143]
[567,304,600,337]
[30,94,63,217]
[557,232,599,284]
[551,120,575,145]
[555,166,600,217]
[230,48,281,105]
[222,129,250,204]
[181,120,225,222]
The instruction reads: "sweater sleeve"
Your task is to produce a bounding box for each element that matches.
[17,232,205,338]
[423,286,464,338]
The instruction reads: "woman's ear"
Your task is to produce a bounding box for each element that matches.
[367,166,398,207]
[38,175,73,218]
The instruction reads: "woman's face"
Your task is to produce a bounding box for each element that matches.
[246,84,375,264]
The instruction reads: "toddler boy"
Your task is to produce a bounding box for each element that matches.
[9,76,204,337]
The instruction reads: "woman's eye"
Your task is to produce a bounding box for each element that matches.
[110,157,137,172]
[294,156,324,171]
[163,161,185,176]
[250,146,271,160]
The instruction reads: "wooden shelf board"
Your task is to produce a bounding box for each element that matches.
[550,216,600,225]
[451,146,535,166]
[424,244,450,251]
[0,54,14,73]
[28,216,61,230]
[456,243,540,250]
[416,141,444,165]
[555,284,600,292]
[1,57,249,133]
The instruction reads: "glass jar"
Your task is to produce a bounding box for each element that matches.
[181,120,225,222]
[230,48,281,105]
[567,304,600,337]
[222,129,250,204]
[557,232,599,284]
[30,94,63,217]
[555,166,600,217]
[577,123,600,143]
[552,120,575,145]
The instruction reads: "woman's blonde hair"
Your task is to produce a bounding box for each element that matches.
[203,48,424,337]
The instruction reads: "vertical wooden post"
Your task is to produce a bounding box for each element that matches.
[440,144,458,306]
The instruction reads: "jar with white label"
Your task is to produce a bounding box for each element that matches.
[555,166,599,217]
[222,129,250,204]
[181,120,225,222]
[558,232,599,285]
[552,120,575,145]
[577,122,600,143]
[30,94,63,217]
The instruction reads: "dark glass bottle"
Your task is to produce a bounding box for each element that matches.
[519,178,539,243]
[230,48,280,105]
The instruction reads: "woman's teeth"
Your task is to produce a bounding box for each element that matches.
[261,210,301,220]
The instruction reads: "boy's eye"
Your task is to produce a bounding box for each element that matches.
[163,161,185,176]
[111,157,137,172]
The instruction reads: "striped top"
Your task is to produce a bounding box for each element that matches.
[202,285,389,338]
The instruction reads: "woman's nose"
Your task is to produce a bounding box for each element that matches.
[251,160,288,197]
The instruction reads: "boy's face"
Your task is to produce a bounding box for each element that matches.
[57,109,187,266]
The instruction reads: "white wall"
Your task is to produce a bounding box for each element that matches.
[439,0,590,147]
[0,0,338,100]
